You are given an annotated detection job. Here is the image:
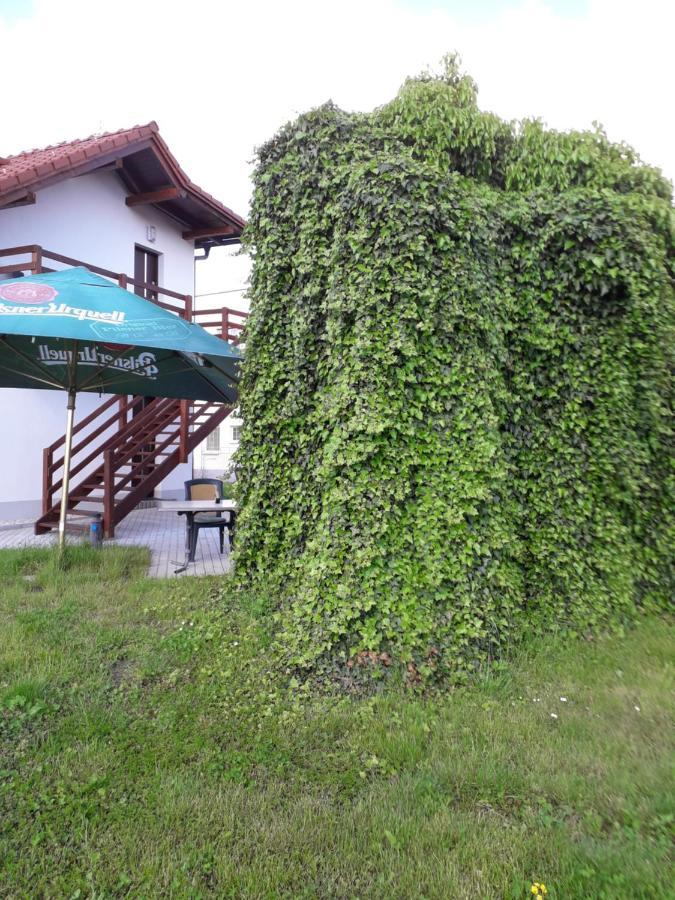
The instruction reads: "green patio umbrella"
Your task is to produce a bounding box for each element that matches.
[0,266,242,548]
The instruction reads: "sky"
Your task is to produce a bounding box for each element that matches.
[1,0,672,301]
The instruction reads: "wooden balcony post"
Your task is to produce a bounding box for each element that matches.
[31,247,43,274]
[103,448,114,538]
[118,395,129,430]
[184,294,193,322]
[179,400,189,463]
[118,273,127,290]
[42,447,53,515]
[222,308,229,342]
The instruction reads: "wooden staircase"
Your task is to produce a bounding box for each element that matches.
[35,394,234,537]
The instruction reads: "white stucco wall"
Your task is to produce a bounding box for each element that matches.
[0,169,196,518]
[194,411,242,480]
[192,246,250,486]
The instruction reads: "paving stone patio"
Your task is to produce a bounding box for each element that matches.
[0,507,232,578]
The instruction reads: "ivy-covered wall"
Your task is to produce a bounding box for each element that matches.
[236,59,673,681]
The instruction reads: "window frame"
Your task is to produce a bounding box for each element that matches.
[205,428,221,453]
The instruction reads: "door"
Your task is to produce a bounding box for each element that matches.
[134,245,159,301]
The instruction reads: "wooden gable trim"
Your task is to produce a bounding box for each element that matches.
[0,192,36,210]
[126,187,186,206]
[181,225,239,241]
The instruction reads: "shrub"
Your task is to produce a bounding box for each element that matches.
[235,56,673,682]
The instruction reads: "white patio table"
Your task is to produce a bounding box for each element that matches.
[156,499,237,574]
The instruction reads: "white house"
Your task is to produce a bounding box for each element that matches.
[0,122,246,527]
[193,407,244,480]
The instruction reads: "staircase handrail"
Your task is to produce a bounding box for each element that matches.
[49,409,140,495]
[46,394,121,454]
[102,396,176,446]
[43,395,140,513]
[111,424,185,494]
[108,400,233,498]
[107,400,183,470]
[50,395,148,469]
[43,396,177,507]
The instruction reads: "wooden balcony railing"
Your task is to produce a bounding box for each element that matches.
[192,305,248,346]
[0,244,248,344]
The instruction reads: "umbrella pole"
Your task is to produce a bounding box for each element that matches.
[58,388,77,552]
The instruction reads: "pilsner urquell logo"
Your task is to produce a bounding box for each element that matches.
[37,345,159,380]
[0,282,58,304]
[0,282,126,324]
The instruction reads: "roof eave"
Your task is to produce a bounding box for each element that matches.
[0,123,247,239]
[0,137,155,209]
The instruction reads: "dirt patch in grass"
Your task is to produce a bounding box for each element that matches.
[110,658,135,688]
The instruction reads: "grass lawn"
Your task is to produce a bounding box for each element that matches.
[0,547,672,899]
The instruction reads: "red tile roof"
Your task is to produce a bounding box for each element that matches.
[0,124,157,195]
[0,122,245,237]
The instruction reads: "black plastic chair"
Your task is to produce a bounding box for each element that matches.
[184,478,234,560]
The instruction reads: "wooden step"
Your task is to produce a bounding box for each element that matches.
[36,513,95,530]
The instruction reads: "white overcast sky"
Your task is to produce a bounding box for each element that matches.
[1,0,672,302]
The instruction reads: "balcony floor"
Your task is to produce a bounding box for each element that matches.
[0,507,233,578]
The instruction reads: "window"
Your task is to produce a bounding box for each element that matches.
[206,428,221,452]
[232,426,242,441]
[134,245,160,300]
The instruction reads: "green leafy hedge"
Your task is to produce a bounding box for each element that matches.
[235,57,674,682]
